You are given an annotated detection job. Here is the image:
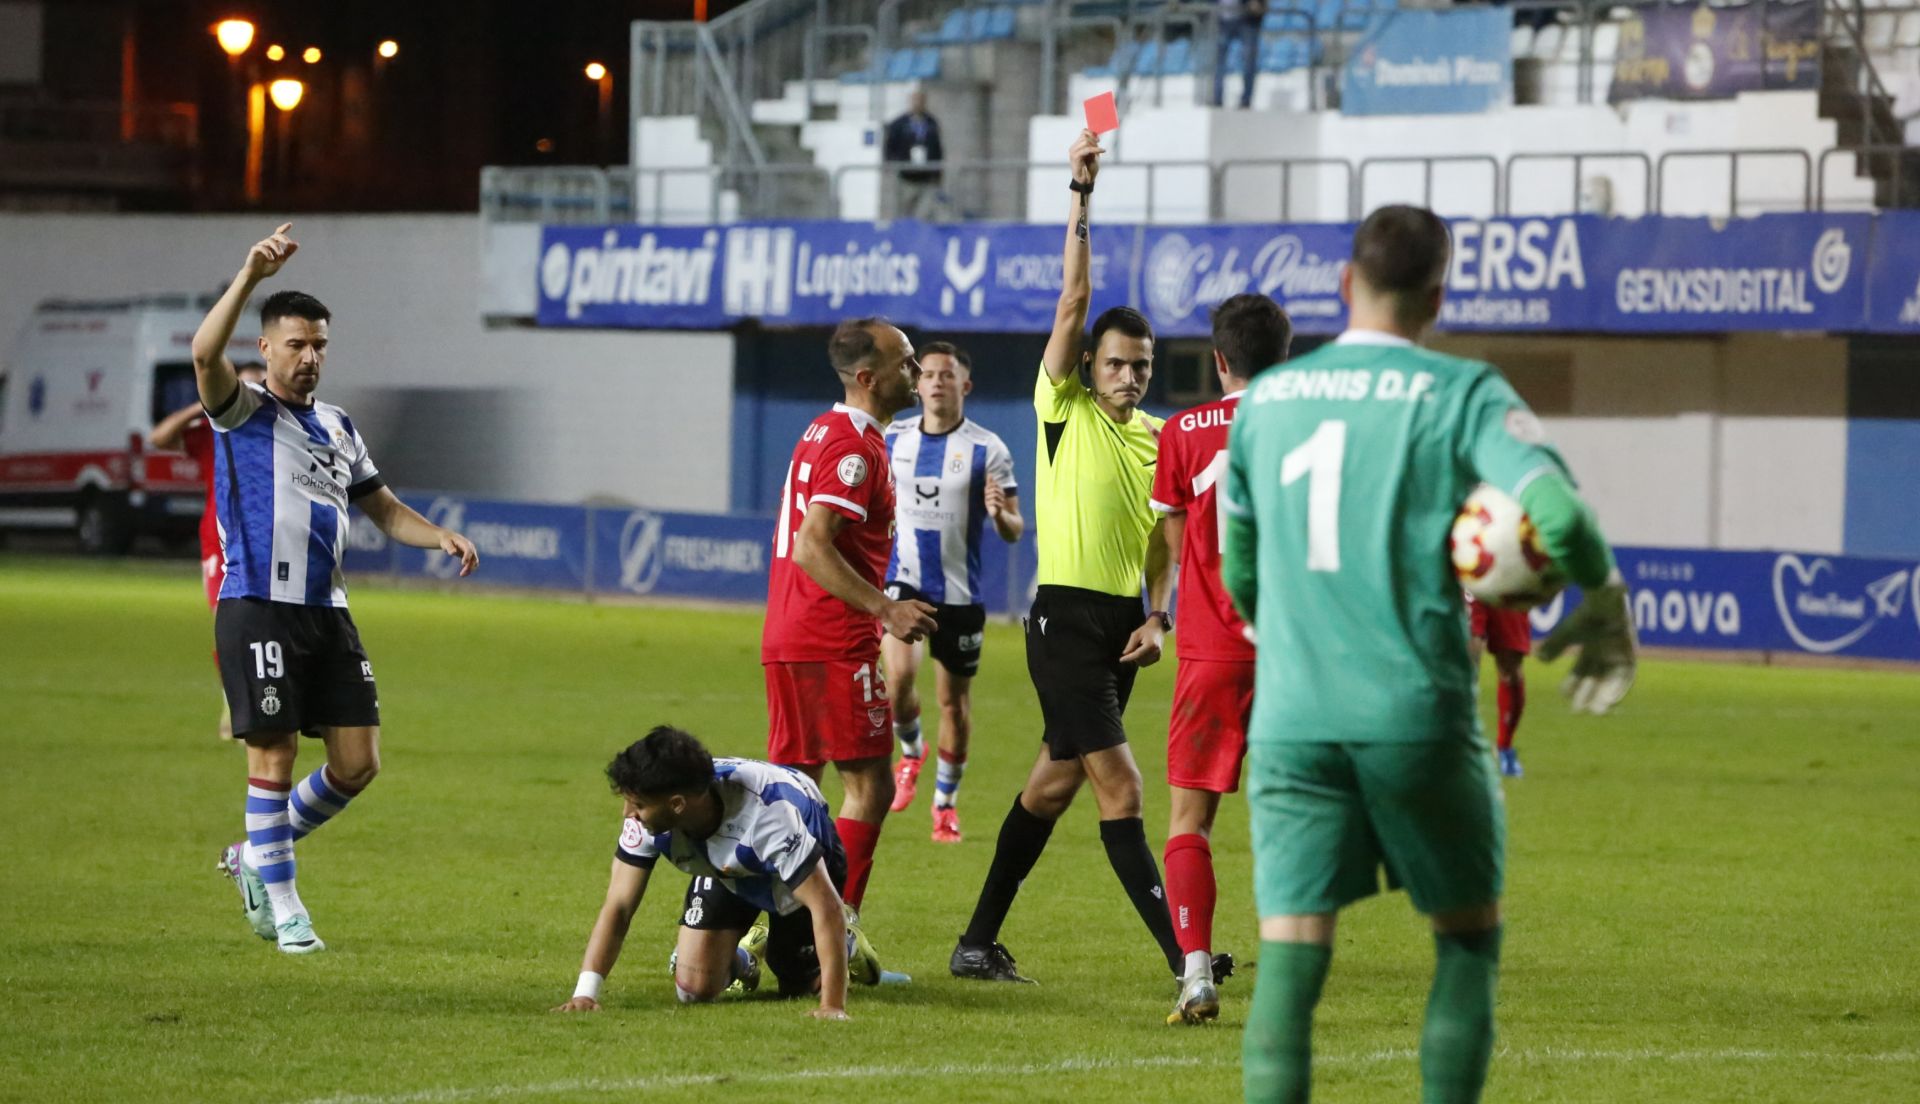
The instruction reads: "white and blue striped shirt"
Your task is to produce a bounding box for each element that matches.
[884,415,1016,607]
[615,758,839,916]
[208,382,383,607]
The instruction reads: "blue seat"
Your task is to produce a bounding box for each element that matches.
[1084,39,1136,76]
[911,46,941,79]
[968,8,994,39]
[1130,39,1160,76]
[1159,36,1193,75]
[916,9,969,45]
[885,47,915,81]
[987,6,1016,40]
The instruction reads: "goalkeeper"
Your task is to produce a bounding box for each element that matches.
[1221,205,1634,1104]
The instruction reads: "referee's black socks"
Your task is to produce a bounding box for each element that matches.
[961,795,1056,948]
[1099,816,1183,974]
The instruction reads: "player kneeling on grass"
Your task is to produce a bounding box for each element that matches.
[554,726,884,1020]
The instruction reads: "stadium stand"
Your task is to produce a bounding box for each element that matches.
[482,0,1918,227]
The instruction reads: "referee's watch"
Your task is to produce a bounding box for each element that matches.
[1148,609,1172,632]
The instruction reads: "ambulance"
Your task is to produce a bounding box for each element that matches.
[0,296,256,553]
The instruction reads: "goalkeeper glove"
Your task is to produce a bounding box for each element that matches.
[1536,572,1638,715]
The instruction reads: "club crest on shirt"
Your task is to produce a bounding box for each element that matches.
[259,686,281,716]
[620,818,644,849]
[838,455,868,487]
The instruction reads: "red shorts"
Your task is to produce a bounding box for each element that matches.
[1167,658,1254,793]
[764,658,892,766]
[202,552,225,609]
[1469,600,1533,655]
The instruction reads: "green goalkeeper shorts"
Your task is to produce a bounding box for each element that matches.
[1246,737,1505,917]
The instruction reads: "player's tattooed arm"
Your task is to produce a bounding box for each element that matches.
[358,486,480,576]
[193,223,296,413]
[1041,129,1105,385]
[794,503,936,642]
[554,858,651,1012]
[791,864,851,1020]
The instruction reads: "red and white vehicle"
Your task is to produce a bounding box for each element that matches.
[0,296,254,554]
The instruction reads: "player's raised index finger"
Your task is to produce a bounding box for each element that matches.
[274,222,293,235]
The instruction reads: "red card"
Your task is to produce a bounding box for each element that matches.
[1083,91,1119,135]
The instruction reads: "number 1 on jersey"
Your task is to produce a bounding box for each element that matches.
[1281,420,1346,572]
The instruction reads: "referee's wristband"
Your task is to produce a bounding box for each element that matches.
[573,970,604,1001]
[1068,179,1094,195]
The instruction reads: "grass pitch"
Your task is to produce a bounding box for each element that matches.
[1,555,1916,1103]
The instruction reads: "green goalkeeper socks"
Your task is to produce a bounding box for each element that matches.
[1420,926,1503,1104]
[1242,940,1332,1104]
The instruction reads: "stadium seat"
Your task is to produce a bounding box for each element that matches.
[1084,39,1137,77]
[911,47,941,80]
[916,10,970,45]
[1160,36,1193,75]
[987,6,1017,40]
[1900,12,1920,46]
[1511,26,1535,59]
[885,47,915,81]
[1132,39,1160,76]
[968,8,994,40]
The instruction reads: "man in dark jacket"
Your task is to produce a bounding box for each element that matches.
[883,91,946,220]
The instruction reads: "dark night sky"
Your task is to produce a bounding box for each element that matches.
[33,0,745,209]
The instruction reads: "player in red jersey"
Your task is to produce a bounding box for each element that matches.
[1149,293,1292,1024]
[151,359,267,739]
[763,318,937,921]
[1467,592,1531,777]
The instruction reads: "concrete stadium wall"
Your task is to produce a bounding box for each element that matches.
[0,214,736,509]
[1429,334,1853,554]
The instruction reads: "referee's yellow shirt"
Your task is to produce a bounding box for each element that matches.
[1032,362,1163,597]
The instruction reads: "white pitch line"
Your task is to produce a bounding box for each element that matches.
[291,1047,1920,1104]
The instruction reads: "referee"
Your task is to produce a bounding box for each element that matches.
[950,130,1185,987]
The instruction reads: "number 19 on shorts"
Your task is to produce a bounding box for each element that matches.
[249,641,285,679]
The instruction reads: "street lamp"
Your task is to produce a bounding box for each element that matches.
[378,40,399,60]
[269,79,304,111]
[265,44,285,62]
[302,47,323,64]
[214,19,255,57]
[586,63,612,163]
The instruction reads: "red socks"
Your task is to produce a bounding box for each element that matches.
[1497,676,1526,752]
[1163,832,1215,956]
[835,816,882,912]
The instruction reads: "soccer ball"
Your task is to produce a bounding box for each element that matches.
[1450,484,1564,609]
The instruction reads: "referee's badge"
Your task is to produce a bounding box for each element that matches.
[259,686,282,717]
[838,455,868,487]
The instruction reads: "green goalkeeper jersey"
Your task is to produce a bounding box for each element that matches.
[1222,333,1572,745]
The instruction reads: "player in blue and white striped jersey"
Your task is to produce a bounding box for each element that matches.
[195,224,479,955]
[553,727,885,1019]
[880,342,1024,843]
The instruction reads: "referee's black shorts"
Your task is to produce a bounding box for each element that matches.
[1024,584,1145,761]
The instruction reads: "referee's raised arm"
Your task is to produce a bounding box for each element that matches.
[1040,130,1105,384]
